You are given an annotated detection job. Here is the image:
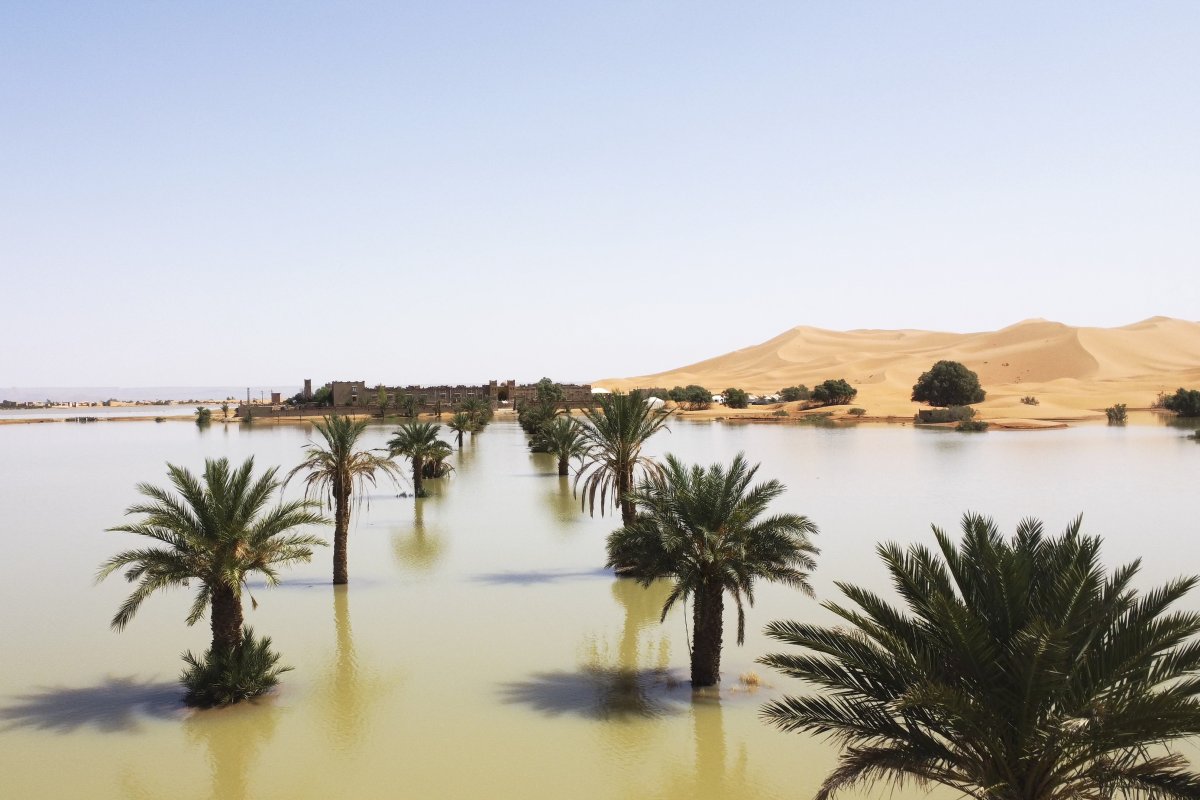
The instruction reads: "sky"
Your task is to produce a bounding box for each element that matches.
[2,2,1198,388]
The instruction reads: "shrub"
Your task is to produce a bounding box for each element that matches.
[957,419,989,432]
[1105,404,1127,424]
[772,409,789,417]
[847,408,866,417]
[779,386,810,402]
[669,385,711,410]
[723,388,749,409]
[195,407,212,425]
[1020,396,1039,406]
[912,361,986,407]
[1162,388,1200,417]
[180,627,292,708]
[811,379,857,406]
[917,406,976,424]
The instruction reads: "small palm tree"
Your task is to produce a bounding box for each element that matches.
[576,390,672,527]
[388,422,448,498]
[421,440,455,479]
[447,411,475,449]
[220,402,230,420]
[606,453,818,688]
[539,415,588,476]
[759,514,1200,800]
[459,397,490,429]
[286,415,401,585]
[97,457,327,658]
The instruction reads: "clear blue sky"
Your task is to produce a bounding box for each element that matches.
[2,2,1197,387]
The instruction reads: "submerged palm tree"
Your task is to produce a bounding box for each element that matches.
[97,457,327,657]
[539,415,588,476]
[576,390,672,526]
[447,411,474,449]
[760,513,1200,800]
[388,422,447,498]
[421,440,455,479]
[286,415,401,585]
[459,397,490,429]
[607,453,818,688]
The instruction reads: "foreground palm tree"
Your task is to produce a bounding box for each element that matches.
[576,390,672,526]
[607,453,818,688]
[388,422,447,498]
[98,457,327,657]
[287,415,401,585]
[447,411,474,448]
[539,415,588,476]
[760,514,1200,800]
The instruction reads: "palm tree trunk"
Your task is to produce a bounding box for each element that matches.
[333,481,351,585]
[210,582,244,657]
[412,457,425,497]
[558,455,569,476]
[691,582,724,687]
[619,464,635,527]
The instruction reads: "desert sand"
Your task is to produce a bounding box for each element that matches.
[596,317,1200,422]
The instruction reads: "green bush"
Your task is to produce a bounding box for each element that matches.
[1162,388,1200,417]
[912,361,986,407]
[957,419,989,432]
[771,409,789,417]
[723,388,749,409]
[847,408,866,417]
[1105,404,1127,425]
[811,379,857,406]
[1020,396,1039,406]
[779,386,810,402]
[180,627,292,708]
[917,406,976,424]
[195,407,212,425]
[669,384,711,410]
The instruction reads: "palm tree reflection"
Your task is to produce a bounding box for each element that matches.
[185,700,278,800]
[391,500,446,571]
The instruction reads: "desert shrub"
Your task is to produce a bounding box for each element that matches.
[811,379,857,406]
[912,361,986,407]
[772,409,789,417]
[779,386,810,402]
[957,419,989,432]
[1162,388,1200,417]
[1105,404,1127,424]
[847,408,867,417]
[1020,396,1039,406]
[155,417,166,423]
[723,388,749,409]
[669,385,711,410]
[180,627,292,708]
[917,406,976,424]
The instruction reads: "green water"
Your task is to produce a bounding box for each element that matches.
[0,417,1196,799]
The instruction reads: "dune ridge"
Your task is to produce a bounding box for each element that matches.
[596,317,1200,420]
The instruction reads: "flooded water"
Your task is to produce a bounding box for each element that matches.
[1,416,1197,799]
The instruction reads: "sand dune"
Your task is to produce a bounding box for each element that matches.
[596,317,1200,420]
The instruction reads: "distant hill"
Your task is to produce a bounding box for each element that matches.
[596,317,1200,419]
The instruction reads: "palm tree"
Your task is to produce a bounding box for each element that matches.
[759,513,1200,800]
[220,402,230,420]
[460,397,490,429]
[97,457,327,657]
[539,414,588,476]
[447,411,474,449]
[606,453,818,688]
[286,415,401,585]
[576,390,672,527]
[421,440,455,479]
[388,422,447,498]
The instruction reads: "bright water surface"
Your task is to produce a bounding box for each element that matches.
[1,417,1197,799]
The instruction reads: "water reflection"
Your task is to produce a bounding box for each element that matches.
[316,586,392,749]
[0,676,180,733]
[500,579,680,722]
[185,700,279,800]
[542,475,581,525]
[391,501,447,571]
